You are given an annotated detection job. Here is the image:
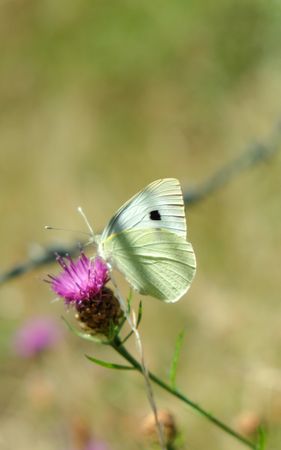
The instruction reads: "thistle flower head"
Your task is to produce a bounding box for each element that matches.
[47,253,123,336]
[48,253,109,305]
[13,317,62,358]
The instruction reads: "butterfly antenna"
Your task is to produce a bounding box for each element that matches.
[44,225,91,237]
[77,206,95,239]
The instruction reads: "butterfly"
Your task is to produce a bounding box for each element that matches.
[96,178,196,303]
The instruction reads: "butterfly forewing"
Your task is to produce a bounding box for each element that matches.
[102,228,196,302]
[101,178,187,241]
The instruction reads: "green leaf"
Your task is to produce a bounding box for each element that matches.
[169,329,186,389]
[126,288,133,314]
[86,354,135,370]
[136,300,143,327]
[256,427,266,450]
[108,315,127,341]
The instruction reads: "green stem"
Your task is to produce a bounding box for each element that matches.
[111,337,256,450]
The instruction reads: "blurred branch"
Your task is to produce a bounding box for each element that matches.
[0,243,80,285]
[184,121,281,204]
[1,121,280,286]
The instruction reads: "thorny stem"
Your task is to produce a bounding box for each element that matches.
[111,336,257,450]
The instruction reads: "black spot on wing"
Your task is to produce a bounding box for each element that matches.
[150,210,161,221]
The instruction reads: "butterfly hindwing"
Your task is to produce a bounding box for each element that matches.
[102,228,196,302]
[101,178,187,242]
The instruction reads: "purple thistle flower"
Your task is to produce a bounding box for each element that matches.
[84,440,109,450]
[47,253,109,305]
[47,253,122,336]
[13,317,62,358]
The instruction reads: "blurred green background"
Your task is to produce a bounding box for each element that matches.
[0,1,281,449]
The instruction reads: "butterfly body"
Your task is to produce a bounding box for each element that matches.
[97,178,196,302]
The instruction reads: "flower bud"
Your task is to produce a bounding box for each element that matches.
[141,410,177,445]
[234,410,263,437]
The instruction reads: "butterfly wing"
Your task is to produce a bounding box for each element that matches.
[101,178,187,241]
[102,228,196,302]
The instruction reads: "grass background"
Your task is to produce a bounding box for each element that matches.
[0,1,281,449]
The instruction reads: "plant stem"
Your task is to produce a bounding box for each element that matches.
[111,337,256,450]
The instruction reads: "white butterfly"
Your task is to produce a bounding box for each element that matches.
[96,178,196,303]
